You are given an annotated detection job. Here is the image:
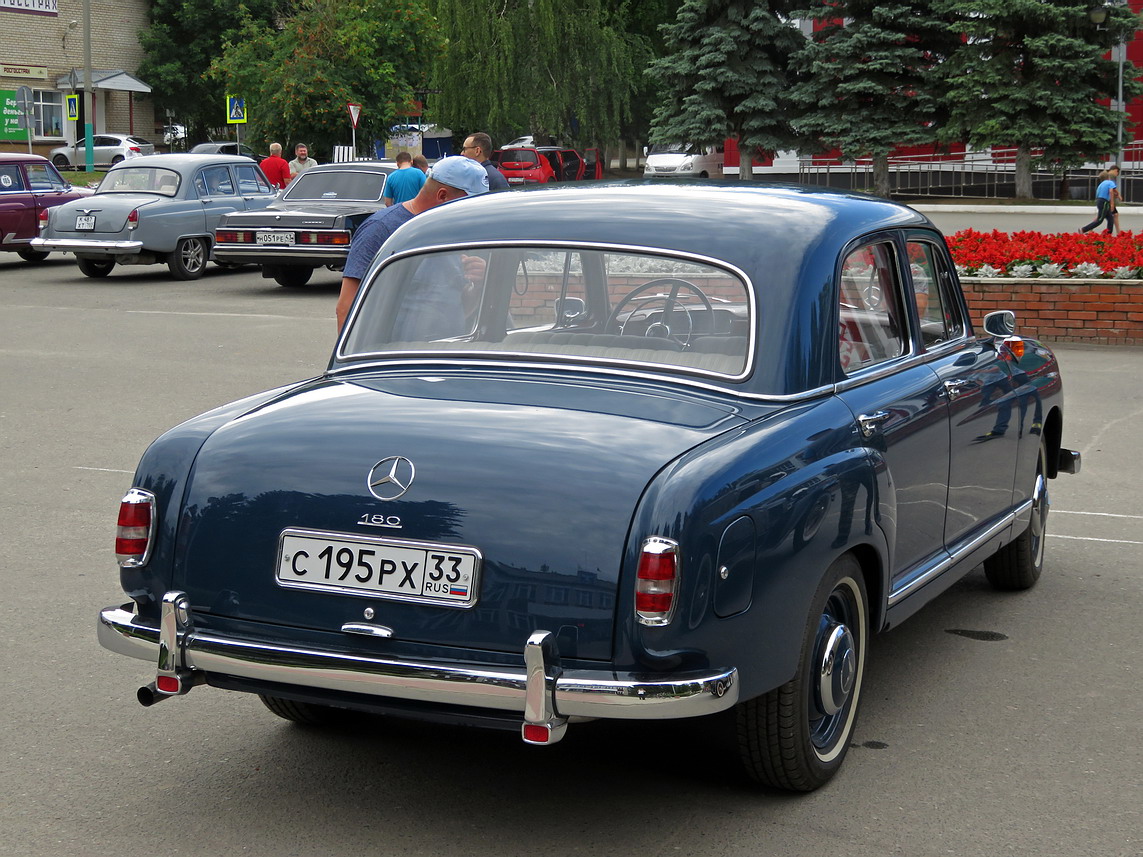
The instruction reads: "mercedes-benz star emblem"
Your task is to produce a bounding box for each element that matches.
[367,456,416,501]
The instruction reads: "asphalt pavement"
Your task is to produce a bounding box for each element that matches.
[0,256,1140,857]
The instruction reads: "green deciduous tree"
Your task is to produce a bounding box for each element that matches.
[788,1,962,197]
[427,0,647,148]
[647,0,804,179]
[934,0,1142,198]
[138,0,284,143]
[210,0,443,158]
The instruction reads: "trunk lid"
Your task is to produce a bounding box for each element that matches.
[175,372,748,661]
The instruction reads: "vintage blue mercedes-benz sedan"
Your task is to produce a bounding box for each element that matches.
[98,182,1079,791]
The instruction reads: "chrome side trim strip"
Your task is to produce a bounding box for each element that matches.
[887,501,1031,607]
[97,605,739,721]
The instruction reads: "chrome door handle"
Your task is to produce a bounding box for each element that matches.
[943,379,973,400]
[858,410,891,437]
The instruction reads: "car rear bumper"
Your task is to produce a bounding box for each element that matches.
[31,237,143,255]
[212,244,346,266]
[98,595,738,741]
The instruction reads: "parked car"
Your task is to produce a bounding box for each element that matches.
[536,146,585,181]
[49,133,156,169]
[190,141,266,163]
[213,160,398,287]
[97,183,1079,792]
[643,142,724,178]
[32,154,277,280]
[492,146,556,184]
[0,152,92,262]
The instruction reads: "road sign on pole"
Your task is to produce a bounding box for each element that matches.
[347,103,361,157]
[15,85,33,153]
[226,95,247,125]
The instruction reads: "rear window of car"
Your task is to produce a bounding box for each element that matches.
[340,246,754,379]
[0,165,26,191]
[97,167,181,196]
[285,169,389,201]
[499,149,538,166]
[128,137,152,146]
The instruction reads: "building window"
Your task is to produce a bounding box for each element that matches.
[34,90,64,138]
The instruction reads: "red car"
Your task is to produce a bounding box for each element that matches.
[0,153,91,262]
[537,146,585,181]
[493,147,557,185]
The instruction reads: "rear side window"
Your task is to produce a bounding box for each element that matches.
[236,164,272,194]
[197,166,235,196]
[838,241,905,374]
[0,165,26,191]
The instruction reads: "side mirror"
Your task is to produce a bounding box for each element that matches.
[982,310,1015,337]
[556,297,587,323]
[642,146,648,157]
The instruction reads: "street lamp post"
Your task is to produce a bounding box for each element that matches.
[1090,1,1129,167]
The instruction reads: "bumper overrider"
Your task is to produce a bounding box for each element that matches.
[98,592,739,745]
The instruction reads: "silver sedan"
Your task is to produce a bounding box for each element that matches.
[32,154,278,280]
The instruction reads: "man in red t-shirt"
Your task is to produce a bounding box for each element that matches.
[261,142,291,190]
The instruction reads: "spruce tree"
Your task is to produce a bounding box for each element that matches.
[647,0,804,179]
[935,0,1141,198]
[787,0,961,198]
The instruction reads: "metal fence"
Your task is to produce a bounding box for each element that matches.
[797,144,1143,202]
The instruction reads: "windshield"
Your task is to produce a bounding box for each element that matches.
[96,167,181,196]
[284,169,389,202]
[340,246,753,379]
[649,143,697,155]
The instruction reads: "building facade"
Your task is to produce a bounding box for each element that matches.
[1,0,155,158]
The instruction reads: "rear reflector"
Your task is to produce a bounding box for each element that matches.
[116,488,157,567]
[635,537,679,626]
[156,674,181,694]
[522,724,552,743]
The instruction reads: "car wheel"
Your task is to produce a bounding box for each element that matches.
[259,694,345,726]
[17,248,50,263]
[273,266,314,287]
[984,441,1048,590]
[167,237,208,280]
[736,553,868,791]
[52,154,71,170]
[111,155,125,165]
[77,257,114,278]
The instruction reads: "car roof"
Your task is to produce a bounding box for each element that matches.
[109,154,260,169]
[0,152,49,164]
[376,181,936,395]
[296,160,399,173]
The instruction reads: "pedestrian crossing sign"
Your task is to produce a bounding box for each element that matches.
[226,95,247,125]
[66,94,79,121]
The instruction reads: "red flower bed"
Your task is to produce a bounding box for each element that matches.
[946,229,1143,276]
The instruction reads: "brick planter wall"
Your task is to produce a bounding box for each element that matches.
[961,277,1143,345]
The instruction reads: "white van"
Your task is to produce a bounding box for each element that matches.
[643,143,724,178]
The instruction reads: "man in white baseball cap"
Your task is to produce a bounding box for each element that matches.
[336,156,489,330]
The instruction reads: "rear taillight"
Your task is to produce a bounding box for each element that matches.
[215,229,254,244]
[635,537,679,626]
[128,146,141,154]
[37,207,50,232]
[298,231,350,245]
[126,208,139,230]
[116,488,156,567]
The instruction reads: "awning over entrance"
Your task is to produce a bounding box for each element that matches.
[56,69,152,93]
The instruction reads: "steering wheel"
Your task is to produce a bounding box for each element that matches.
[605,278,714,346]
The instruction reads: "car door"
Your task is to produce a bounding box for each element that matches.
[93,136,118,166]
[905,233,1022,551]
[833,236,953,583]
[0,162,33,246]
[194,165,246,232]
[25,161,78,232]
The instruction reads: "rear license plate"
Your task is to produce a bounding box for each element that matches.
[75,215,95,230]
[507,177,525,184]
[276,528,481,608]
[257,231,294,245]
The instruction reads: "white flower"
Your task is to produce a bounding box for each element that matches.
[1009,263,1035,278]
[955,264,968,276]
[1113,265,1140,279]
[1071,261,1103,278]
[977,264,1002,277]
[1038,262,1065,278]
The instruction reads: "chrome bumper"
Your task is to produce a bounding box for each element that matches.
[212,245,346,265]
[98,594,738,743]
[31,237,144,254]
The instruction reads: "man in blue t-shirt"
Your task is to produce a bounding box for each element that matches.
[335,155,490,331]
[1081,164,1120,234]
[381,152,427,205]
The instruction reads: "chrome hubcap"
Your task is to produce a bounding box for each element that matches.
[817,622,856,716]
